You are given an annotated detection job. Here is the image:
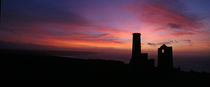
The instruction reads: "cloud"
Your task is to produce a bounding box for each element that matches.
[0,0,208,51]
[171,31,195,37]
[147,40,177,46]
[168,23,182,29]
[147,43,157,46]
[0,0,132,48]
[2,0,90,28]
[182,40,192,43]
[147,39,193,46]
[129,0,203,36]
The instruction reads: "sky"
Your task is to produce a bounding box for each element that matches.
[0,0,210,71]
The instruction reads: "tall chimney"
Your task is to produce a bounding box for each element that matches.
[129,33,152,71]
[129,33,141,65]
[132,33,141,58]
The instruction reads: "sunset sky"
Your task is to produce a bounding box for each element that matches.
[0,0,210,70]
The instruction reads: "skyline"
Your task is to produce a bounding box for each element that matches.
[0,0,210,72]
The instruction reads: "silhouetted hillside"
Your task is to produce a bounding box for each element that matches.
[1,50,210,87]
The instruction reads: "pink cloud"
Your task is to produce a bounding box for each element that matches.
[171,31,195,37]
[129,0,203,37]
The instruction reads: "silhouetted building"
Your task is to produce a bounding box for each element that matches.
[158,44,173,71]
[129,33,154,71]
[148,59,155,69]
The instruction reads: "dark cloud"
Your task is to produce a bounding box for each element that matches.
[147,40,177,46]
[147,40,193,46]
[168,23,182,29]
[183,40,192,43]
[147,43,156,46]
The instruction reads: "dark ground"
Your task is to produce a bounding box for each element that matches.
[1,50,210,87]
